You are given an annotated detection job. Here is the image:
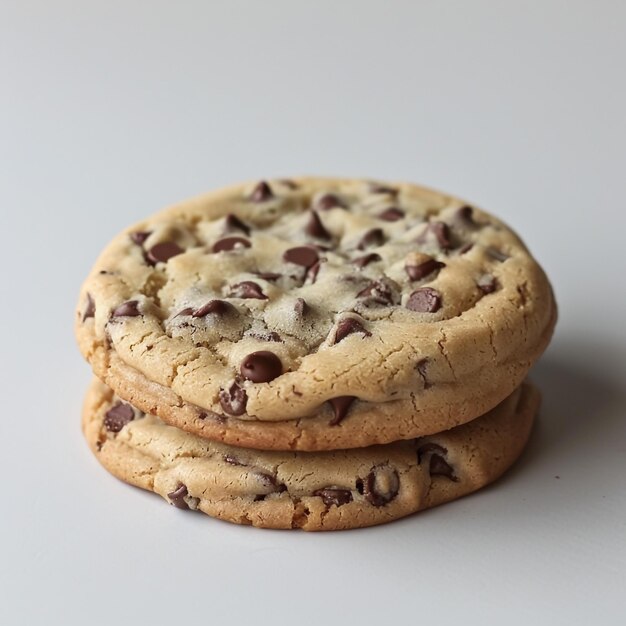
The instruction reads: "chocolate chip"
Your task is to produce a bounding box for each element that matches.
[429,454,457,480]
[146,241,184,265]
[256,471,287,491]
[352,253,381,268]
[280,179,298,189]
[361,465,400,506]
[174,307,194,317]
[313,488,353,507]
[357,279,396,306]
[219,382,248,415]
[294,298,308,316]
[212,236,251,252]
[357,228,385,250]
[378,207,405,221]
[240,351,282,383]
[333,318,371,344]
[316,193,346,211]
[305,210,331,240]
[368,183,398,196]
[249,330,282,342]
[486,247,509,262]
[130,231,151,245]
[82,293,95,321]
[253,271,282,281]
[417,222,452,250]
[250,180,273,202]
[197,412,207,420]
[328,396,356,425]
[477,275,497,294]
[283,246,319,268]
[405,258,446,281]
[104,402,135,433]
[406,288,441,313]
[458,242,474,255]
[416,359,432,389]
[228,281,267,299]
[416,442,447,463]
[167,484,190,510]
[192,299,233,317]
[456,205,476,225]
[224,213,251,235]
[416,443,458,480]
[305,260,322,284]
[111,300,141,317]
[224,454,246,466]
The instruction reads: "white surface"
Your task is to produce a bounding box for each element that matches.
[1,2,625,624]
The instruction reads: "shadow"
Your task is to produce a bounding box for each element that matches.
[498,335,626,483]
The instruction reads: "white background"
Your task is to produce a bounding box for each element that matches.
[1,2,625,624]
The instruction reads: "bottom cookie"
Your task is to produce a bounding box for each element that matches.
[82,379,539,531]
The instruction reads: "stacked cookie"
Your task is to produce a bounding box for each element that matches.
[76,177,556,530]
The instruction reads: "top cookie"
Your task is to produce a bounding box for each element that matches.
[76,177,556,450]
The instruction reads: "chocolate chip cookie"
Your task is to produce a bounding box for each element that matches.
[83,378,539,531]
[76,178,556,450]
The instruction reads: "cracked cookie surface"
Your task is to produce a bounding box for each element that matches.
[76,177,555,450]
[83,378,539,531]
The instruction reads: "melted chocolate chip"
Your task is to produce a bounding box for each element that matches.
[458,242,474,255]
[250,180,273,202]
[212,237,251,252]
[357,228,385,250]
[111,300,141,317]
[305,260,322,284]
[316,193,346,211]
[253,271,282,282]
[405,258,446,281]
[313,488,353,507]
[352,253,381,268]
[378,207,405,221]
[146,241,184,265]
[283,246,319,268]
[224,213,251,235]
[240,351,282,383]
[294,298,308,316]
[174,307,194,317]
[328,396,356,426]
[167,484,190,510]
[82,293,95,321]
[104,402,135,433]
[417,222,452,250]
[228,281,267,299]
[357,280,396,306]
[334,318,371,344]
[130,231,151,245]
[362,465,400,506]
[486,247,509,262]
[305,211,331,239]
[192,299,233,317]
[477,275,497,294]
[406,288,441,313]
[219,382,248,415]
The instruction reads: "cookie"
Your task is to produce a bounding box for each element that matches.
[76,177,556,450]
[83,377,539,531]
